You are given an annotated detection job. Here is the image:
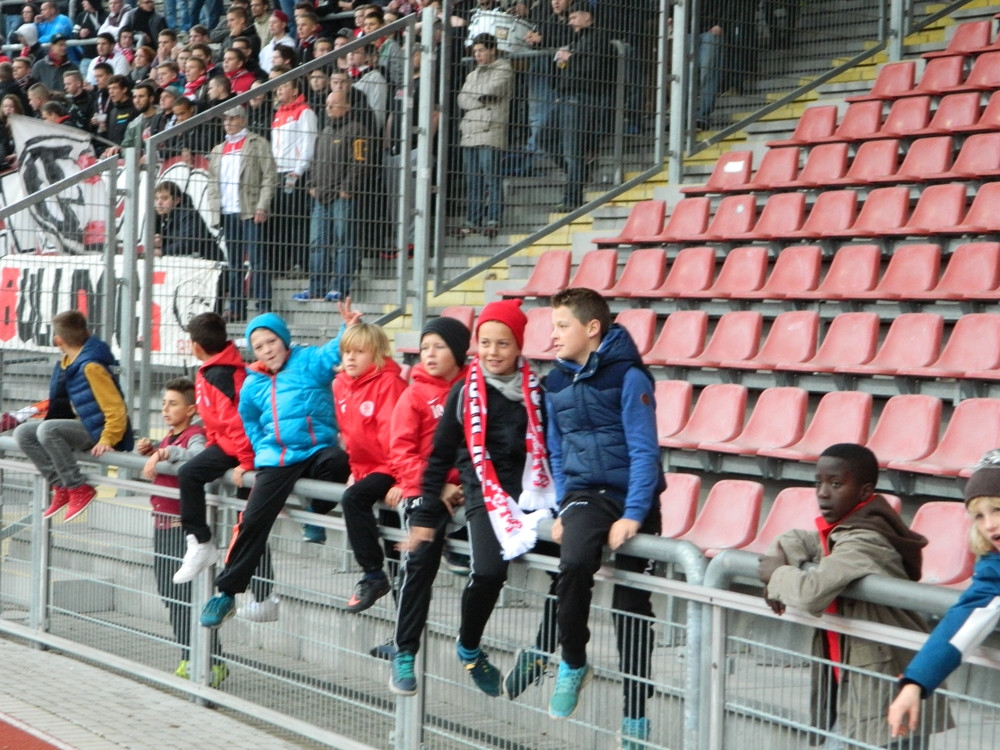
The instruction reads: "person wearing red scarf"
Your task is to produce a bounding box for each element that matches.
[222,48,255,95]
[759,443,950,748]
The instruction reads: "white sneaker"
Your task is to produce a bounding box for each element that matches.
[172,534,219,584]
[238,594,280,622]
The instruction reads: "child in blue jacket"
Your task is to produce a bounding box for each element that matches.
[888,451,1000,739]
[200,306,359,628]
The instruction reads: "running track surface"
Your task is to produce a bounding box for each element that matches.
[0,712,69,750]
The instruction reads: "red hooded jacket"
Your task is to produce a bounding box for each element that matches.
[390,362,467,498]
[333,358,407,480]
[195,341,256,471]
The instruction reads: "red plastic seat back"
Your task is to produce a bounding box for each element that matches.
[807,312,880,369]
[806,244,881,298]
[868,243,942,297]
[697,311,763,364]
[593,200,666,247]
[652,197,712,242]
[879,96,932,137]
[680,480,764,556]
[655,380,693,442]
[933,242,1000,296]
[682,151,753,195]
[661,384,748,448]
[655,246,716,297]
[659,473,701,538]
[925,20,992,58]
[521,306,554,360]
[907,184,968,233]
[913,55,965,95]
[786,106,838,143]
[920,399,1000,472]
[569,249,617,291]
[852,61,916,100]
[741,487,820,555]
[646,310,708,365]
[960,181,1000,231]
[828,101,883,142]
[911,502,975,586]
[750,311,819,366]
[850,187,910,236]
[894,136,953,181]
[932,314,1000,372]
[862,313,944,371]
[703,246,769,297]
[771,391,873,460]
[606,248,667,297]
[760,245,822,296]
[840,139,900,184]
[797,190,858,236]
[704,194,757,239]
[742,193,806,239]
[747,147,800,189]
[501,249,571,297]
[614,308,657,357]
[441,306,476,331]
[921,92,981,132]
[948,132,1000,177]
[866,395,942,466]
[964,50,1000,90]
[720,387,809,451]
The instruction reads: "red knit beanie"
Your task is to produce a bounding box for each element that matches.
[476,299,527,349]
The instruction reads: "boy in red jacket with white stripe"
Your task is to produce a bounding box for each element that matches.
[172,312,278,622]
[335,322,408,613]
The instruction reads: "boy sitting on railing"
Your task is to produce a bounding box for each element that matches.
[758,443,951,748]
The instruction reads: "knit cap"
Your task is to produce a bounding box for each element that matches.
[964,449,1000,505]
[421,316,470,367]
[246,312,291,349]
[475,299,527,349]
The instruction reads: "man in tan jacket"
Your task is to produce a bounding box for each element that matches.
[206,105,278,322]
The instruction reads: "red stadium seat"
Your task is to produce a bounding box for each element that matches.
[682,151,753,195]
[813,101,883,144]
[775,143,848,188]
[702,194,757,240]
[939,132,1000,179]
[908,55,966,96]
[745,147,800,190]
[686,246,769,299]
[592,200,666,248]
[832,186,910,238]
[760,391,873,463]
[909,242,1000,300]
[854,243,941,299]
[912,92,982,135]
[639,197,711,244]
[659,473,701,538]
[678,480,764,557]
[830,138,901,186]
[740,487,820,555]
[782,312,879,373]
[910,502,975,586]
[847,61,916,102]
[897,183,969,235]
[924,20,993,58]
[722,310,818,370]
[767,106,838,147]
[865,395,942,468]
[887,398,1000,477]
[729,192,806,241]
[742,244,821,298]
[795,244,881,300]
[655,380,694,443]
[667,311,762,368]
[497,249,571,298]
[945,50,1000,91]
[645,310,709,366]
[441,306,476,331]
[785,190,857,239]
[614,308,657,358]
[568,249,617,291]
[955,89,1000,132]
[898,314,1000,378]
[605,248,667,298]
[521,306,555,361]
[878,96,932,137]
[660,383,748,450]
[699,387,808,456]
[948,181,1000,234]
[836,313,944,376]
[646,246,716,299]
[874,136,953,184]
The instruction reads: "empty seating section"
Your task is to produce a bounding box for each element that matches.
[493,22,1000,558]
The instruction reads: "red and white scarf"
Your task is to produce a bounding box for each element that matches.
[463,356,556,560]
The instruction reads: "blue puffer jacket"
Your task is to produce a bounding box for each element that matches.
[902,552,1000,695]
[544,324,663,522]
[48,336,134,451]
[239,327,344,468]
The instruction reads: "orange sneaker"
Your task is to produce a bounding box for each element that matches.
[42,486,70,519]
[64,485,97,522]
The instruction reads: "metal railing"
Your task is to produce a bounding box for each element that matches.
[2,442,1000,750]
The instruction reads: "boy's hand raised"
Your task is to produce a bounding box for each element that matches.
[608,519,641,550]
[338,297,363,327]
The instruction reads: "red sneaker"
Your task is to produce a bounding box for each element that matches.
[42,486,70,519]
[64,485,97,522]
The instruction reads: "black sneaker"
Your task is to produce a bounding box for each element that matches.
[503,647,548,699]
[346,574,391,613]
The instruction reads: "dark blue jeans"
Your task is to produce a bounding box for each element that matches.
[462,146,503,227]
[308,196,357,299]
[221,213,268,319]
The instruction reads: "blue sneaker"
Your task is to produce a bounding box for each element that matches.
[457,643,502,697]
[324,291,341,302]
[619,717,650,750]
[503,647,548,699]
[303,524,327,544]
[548,662,591,718]
[369,638,398,660]
[200,593,236,628]
[390,652,417,695]
[291,290,311,301]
